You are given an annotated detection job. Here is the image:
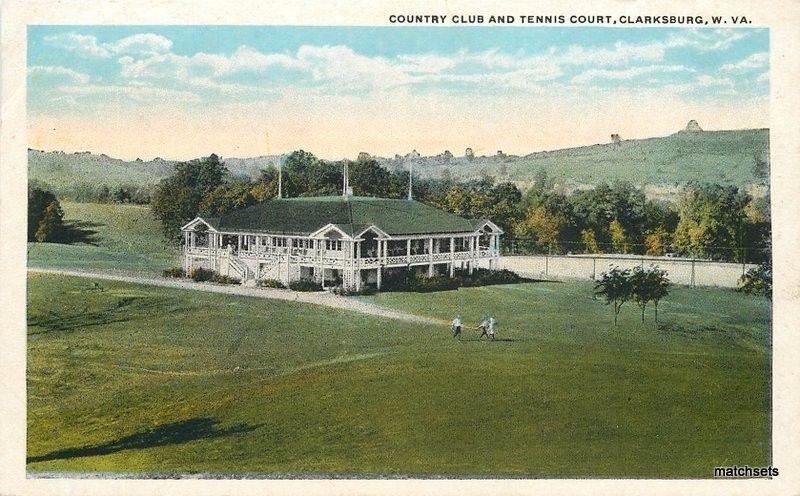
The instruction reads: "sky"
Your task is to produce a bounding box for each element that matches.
[27,26,769,161]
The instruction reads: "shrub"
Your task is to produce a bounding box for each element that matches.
[288,279,323,292]
[408,273,461,292]
[190,267,215,282]
[211,274,241,285]
[737,261,771,299]
[332,286,376,296]
[471,268,521,286]
[257,278,286,289]
[163,267,185,278]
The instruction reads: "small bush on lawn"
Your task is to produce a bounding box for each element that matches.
[211,274,241,285]
[257,278,286,289]
[163,267,185,278]
[469,268,522,286]
[288,279,323,292]
[737,261,772,299]
[333,286,376,296]
[408,272,461,292]
[190,268,215,282]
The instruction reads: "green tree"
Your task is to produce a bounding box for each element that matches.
[629,266,649,323]
[34,200,65,242]
[644,228,670,256]
[282,150,320,197]
[199,181,256,216]
[349,157,391,197]
[28,187,60,241]
[737,260,771,300]
[609,219,630,253]
[97,185,111,203]
[517,205,566,252]
[151,154,227,242]
[28,186,65,243]
[250,166,279,201]
[647,266,671,323]
[673,183,750,260]
[594,266,632,326]
[580,228,600,253]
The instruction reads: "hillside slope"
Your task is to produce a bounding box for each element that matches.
[27,150,281,197]
[28,125,769,198]
[379,127,770,187]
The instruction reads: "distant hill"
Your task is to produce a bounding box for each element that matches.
[377,125,770,189]
[27,149,282,198]
[28,123,769,200]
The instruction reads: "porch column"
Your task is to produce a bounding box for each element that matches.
[428,237,434,277]
[183,231,189,249]
[469,236,475,275]
[449,236,455,277]
[285,236,292,285]
[407,239,411,264]
[377,266,382,290]
[237,235,241,252]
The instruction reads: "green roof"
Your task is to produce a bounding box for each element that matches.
[202,196,482,236]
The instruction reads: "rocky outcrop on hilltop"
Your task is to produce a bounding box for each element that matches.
[684,120,703,132]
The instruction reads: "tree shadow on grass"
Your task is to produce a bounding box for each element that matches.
[27,417,262,464]
[58,220,103,246]
[457,337,519,343]
[28,296,167,336]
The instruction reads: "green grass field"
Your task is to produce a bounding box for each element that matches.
[27,202,179,275]
[27,273,771,478]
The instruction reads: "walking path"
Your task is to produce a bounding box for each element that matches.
[28,267,443,326]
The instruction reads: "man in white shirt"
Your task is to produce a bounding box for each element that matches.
[486,316,497,341]
[451,315,463,338]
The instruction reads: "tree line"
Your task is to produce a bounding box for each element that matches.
[148,151,770,264]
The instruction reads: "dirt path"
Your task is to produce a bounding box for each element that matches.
[28,267,443,326]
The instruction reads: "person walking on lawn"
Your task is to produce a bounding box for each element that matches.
[486,316,497,341]
[477,315,489,339]
[451,315,463,339]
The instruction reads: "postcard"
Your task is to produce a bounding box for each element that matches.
[2,1,799,495]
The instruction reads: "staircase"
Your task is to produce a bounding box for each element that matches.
[227,254,254,285]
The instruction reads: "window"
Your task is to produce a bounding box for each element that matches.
[273,237,287,247]
[293,238,312,249]
[326,240,342,251]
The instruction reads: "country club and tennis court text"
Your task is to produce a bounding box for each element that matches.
[389,15,754,26]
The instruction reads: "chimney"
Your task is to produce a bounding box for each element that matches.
[407,165,413,201]
[343,161,352,198]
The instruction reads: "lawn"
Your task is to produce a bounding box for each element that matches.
[27,202,179,275]
[27,273,771,478]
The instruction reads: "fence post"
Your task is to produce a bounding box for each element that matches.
[545,252,549,276]
[742,247,747,276]
[592,257,596,280]
[691,258,696,287]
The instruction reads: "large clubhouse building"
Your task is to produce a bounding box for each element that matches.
[180,195,503,291]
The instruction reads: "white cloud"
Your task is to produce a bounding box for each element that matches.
[110,33,173,56]
[696,75,733,87]
[668,29,750,51]
[28,65,90,84]
[58,84,201,104]
[45,32,173,58]
[44,33,111,58]
[721,52,768,71]
[558,41,667,66]
[756,72,769,83]
[571,65,691,84]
